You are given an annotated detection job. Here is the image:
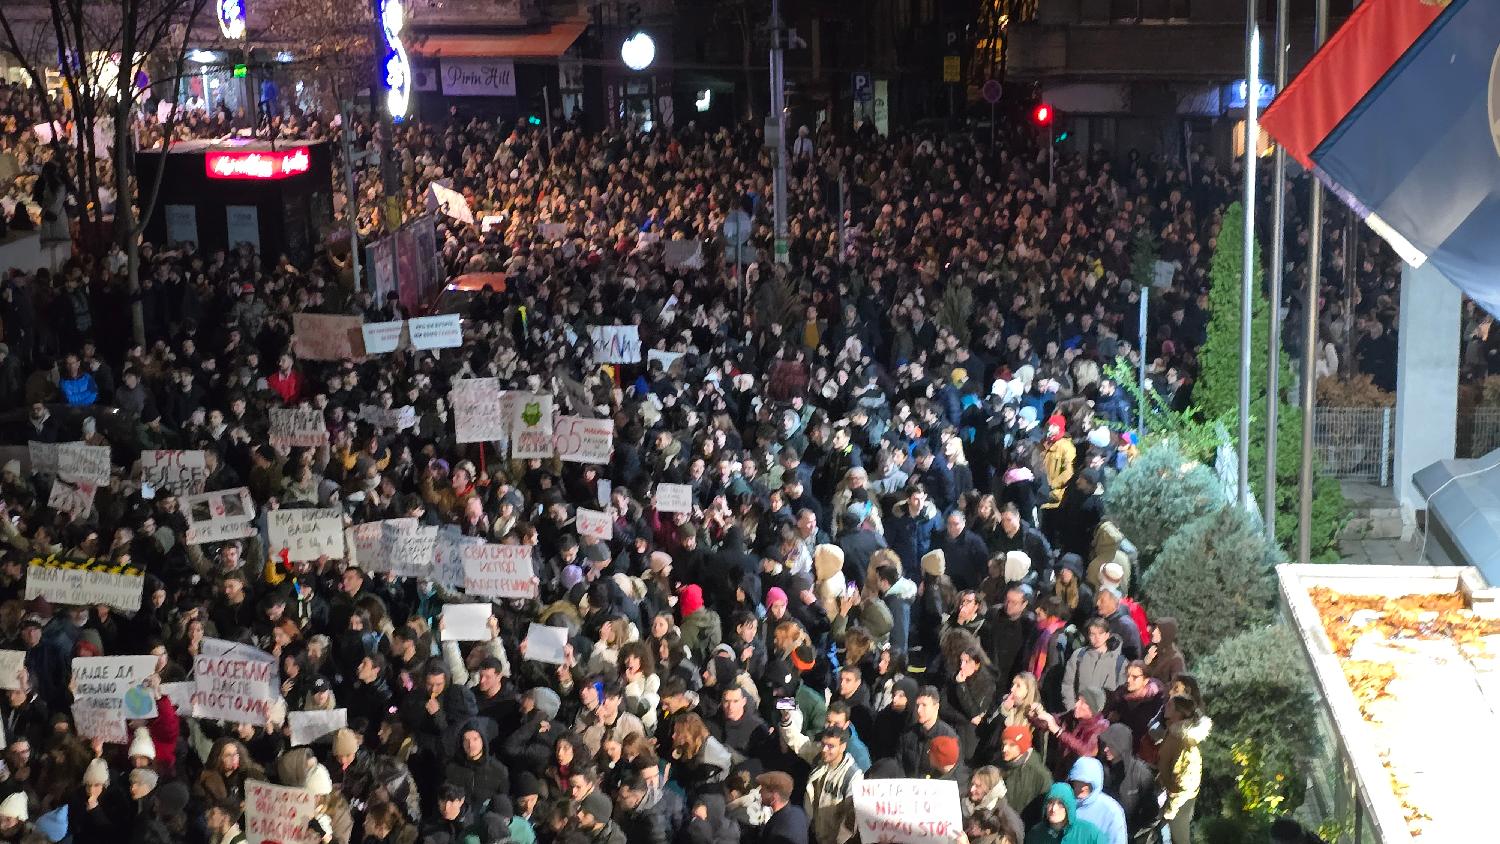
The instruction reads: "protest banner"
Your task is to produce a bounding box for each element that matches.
[193,638,278,724]
[292,313,365,360]
[433,525,482,591]
[575,508,613,541]
[27,442,58,476]
[26,555,143,611]
[246,780,321,844]
[523,623,568,665]
[161,681,195,713]
[359,405,416,431]
[655,483,693,513]
[462,543,537,600]
[647,349,686,374]
[662,239,705,269]
[268,508,344,562]
[288,708,347,746]
[361,320,406,354]
[440,603,493,641]
[427,182,475,225]
[269,408,328,448]
[140,449,208,495]
[588,325,642,363]
[0,651,24,690]
[58,443,111,485]
[72,655,159,742]
[345,521,387,570]
[48,478,96,519]
[409,313,463,350]
[853,779,963,844]
[508,393,555,459]
[384,520,438,577]
[451,378,505,443]
[555,416,614,463]
[183,488,257,544]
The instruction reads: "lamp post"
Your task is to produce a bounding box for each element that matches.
[1264,0,1290,538]
[1238,12,1261,512]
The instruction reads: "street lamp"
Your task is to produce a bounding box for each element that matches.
[621,31,655,71]
[216,0,246,40]
[378,0,411,120]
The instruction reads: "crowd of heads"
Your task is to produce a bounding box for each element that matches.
[0,76,1383,844]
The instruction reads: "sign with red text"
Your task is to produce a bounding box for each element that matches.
[269,408,327,448]
[555,416,614,463]
[508,393,555,460]
[853,779,962,844]
[462,543,537,600]
[246,780,320,844]
[140,449,207,495]
[588,325,641,363]
[192,638,278,724]
[48,478,96,519]
[575,507,612,541]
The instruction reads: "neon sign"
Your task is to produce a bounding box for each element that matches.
[379,0,411,120]
[217,0,246,40]
[205,147,311,180]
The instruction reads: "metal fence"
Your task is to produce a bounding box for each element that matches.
[1457,408,1500,459]
[1313,407,1393,485]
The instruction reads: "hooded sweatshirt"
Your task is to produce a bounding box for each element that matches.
[1144,617,1186,686]
[1065,758,1127,844]
[1098,724,1158,830]
[1023,782,1108,844]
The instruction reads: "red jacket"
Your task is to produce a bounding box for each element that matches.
[267,369,303,405]
[1124,597,1150,650]
[147,696,180,776]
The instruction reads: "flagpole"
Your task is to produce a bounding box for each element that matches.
[1238,1,1261,511]
[1298,0,1330,564]
[1264,0,1290,539]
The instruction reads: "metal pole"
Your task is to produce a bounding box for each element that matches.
[837,167,847,265]
[339,101,364,291]
[1237,10,1261,511]
[542,85,554,162]
[769,0,789,265]
[1138,287,1149,443]
[1264,0,1290,538]
[1298,0,1330,563]
[1341,208,1358,377]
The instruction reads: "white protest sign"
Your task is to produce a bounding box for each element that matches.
[26,558,143,611]
[523,623,568,665]
[246,780,321,844]
[160,681,196,713]
[461,543,536,600]
[434,525,482,590]
[589,325,642,363]
[28,442,58,476]
[345,521,387,570]
[48,478,96,518]
[362,320,406,354]
[451,378,505,443]
[73,700,128,745]
[268,508,344,562]
[427,182,475,225]
[555,416,614,463]
[384,520,438,578]
[576,508,613,541]
[269,407,327,448]
[853,779,963,844]
[655,483,693,513]
[441,603,493,641]
[72,655,159,742]
[58,443,111,485]
[359,404,417,431]
[193,638,279,724]
[140,449,208,495]
[409,313,463,350]
[0,651,25,690]
[288,708,347,746]
[509,393,556,460]
[648,349,686,373]
[183,488,257,544]
[598,479,611,509]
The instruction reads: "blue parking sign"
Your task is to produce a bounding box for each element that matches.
[852,72,873,103]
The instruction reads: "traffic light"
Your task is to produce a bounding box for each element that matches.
[1031,103,1053,126]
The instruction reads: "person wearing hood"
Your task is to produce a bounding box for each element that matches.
[872,560,917,657]
[1066,758,1127,844]
[869,675,917,763]
[1157,695,1212,844]
[1097,724,1158,833]
[1024,783,1108,844]
[677,584,723,665]
[420,783,484,844]
[682,790,741,844]
[616,767,676,844]
[442,723,510,811]
[1144,618,1185,688]
[1051,554,1094,631]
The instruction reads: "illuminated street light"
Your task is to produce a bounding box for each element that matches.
[379,0,412,120]
[621,31,655,71]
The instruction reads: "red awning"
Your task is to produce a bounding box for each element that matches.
[414,19,587,59]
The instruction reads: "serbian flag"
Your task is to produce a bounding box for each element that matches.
[1261,0,1500,313]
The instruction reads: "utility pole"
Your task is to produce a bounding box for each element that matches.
[1298,0,1329,564]
[373,0,402,298]
[339,101,367,290]
[1238,3,1261,512]
[837,166,847,264]
[769,0,789,265]
[1264,0,1290,539]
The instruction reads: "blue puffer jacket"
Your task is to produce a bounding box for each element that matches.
[60,373,97,406]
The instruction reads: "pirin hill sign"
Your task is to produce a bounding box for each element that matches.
[441,58,517,96]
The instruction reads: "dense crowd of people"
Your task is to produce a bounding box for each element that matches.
[0,75,1371,844]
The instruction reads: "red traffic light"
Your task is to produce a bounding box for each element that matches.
[1032,103,1053,126]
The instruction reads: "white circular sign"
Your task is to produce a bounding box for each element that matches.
[621,32,656,72]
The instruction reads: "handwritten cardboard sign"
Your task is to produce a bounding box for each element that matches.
[853,779,963,844]
[183,488,257,544]
[451,378,505,444]
[268,508,343,562]
[508,393,555,460]
[140,449,207,495]
[462,543,537,600]
[555,416,613,463]
[269,408,327,448]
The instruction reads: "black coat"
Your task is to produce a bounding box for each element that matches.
[761,804,811,844]
[441,752,510,809]
[985,609,1036,683]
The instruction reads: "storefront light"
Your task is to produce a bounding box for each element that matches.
[379,0,412,120]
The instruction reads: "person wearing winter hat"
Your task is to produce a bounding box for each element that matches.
[33,804,67,844]
[1003,550,1032,584]
[927,734,963,779]
[305,763,334,796]
[128,766,158,798]
[128,726,156,766]
[811,543,846,618]
[676,583,721,664]
[525,686,562,721]
[1000,725,1051,825]
[575,788,623,844]
[920,549,945,578]
[0,792,26,829]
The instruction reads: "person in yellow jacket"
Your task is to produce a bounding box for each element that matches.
[1040,414,1076,511]
[1156,694,1212,844]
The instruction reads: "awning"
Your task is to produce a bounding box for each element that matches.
[414,19,588,60]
